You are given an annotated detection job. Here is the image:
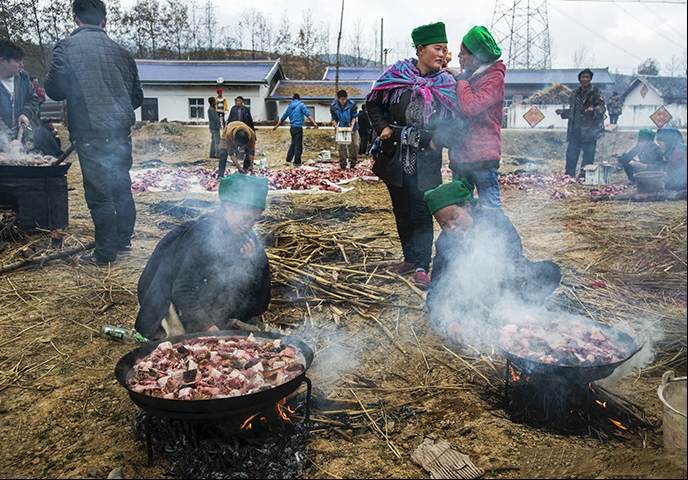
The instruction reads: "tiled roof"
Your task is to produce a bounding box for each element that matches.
[270,80,374,100]
[135,59,282,84]
[322,66,381,81]
[634,76,687,100]
[505,68,616,86]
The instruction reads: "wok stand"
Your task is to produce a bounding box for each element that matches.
[135,376,312,465]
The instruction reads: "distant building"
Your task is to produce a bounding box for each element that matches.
[268,79,373,123]
[134,59,284,123]
[618,76,687,129]
[504,68,615,105]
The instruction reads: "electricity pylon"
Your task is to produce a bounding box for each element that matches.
[490,0,552,69]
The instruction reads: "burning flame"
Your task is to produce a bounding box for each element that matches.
[595,399,607,408]
[240,414,257,430]
[608,418,628,430]
[508,365,520,382]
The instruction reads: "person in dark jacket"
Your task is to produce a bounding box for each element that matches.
[208,97,220,159]
[135,174,271,340]
[611,129,664,184]
[357,104,372,156]
[366,21,459,289]
[444,25,506,209]
[45,0,144,266]
[330,89,359,170]
[0,40,40,150]
[606,92,623,125]
[32,118,63,157]
[656,127,687,191]
[227,96,255,132]
[555,68,606,178]
[424,179,561,347]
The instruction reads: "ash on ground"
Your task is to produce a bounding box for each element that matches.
[132,408,311,479]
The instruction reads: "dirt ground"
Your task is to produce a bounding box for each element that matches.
[0,124,686,479]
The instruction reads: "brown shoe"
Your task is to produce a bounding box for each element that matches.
[389,261,416,275]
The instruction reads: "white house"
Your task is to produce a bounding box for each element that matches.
[134,59,285,123]
[507,73,687,130]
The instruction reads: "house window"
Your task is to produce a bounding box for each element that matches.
[307,106,315,122]
[189,98,204,119]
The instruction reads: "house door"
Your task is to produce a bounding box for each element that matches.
[141,98,159,122]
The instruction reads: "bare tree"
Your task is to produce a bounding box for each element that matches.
[679,50,688,78]
[39,0,73,45]
[161,0,189,59]
[0,0,29,41]
[240,8,268,59]
[125,0,161,58]
[571,45,595,69]
[273,11,293,57]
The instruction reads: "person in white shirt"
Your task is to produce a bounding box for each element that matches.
[0,40,40,149]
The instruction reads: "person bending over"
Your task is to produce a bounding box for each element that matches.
[424,179,561,347]
[135,174,271,340]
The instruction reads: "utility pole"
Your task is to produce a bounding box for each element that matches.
[336,0,344,93]
[379,18,384,73]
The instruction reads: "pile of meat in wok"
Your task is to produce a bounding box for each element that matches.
[127,334,305,400]
[499,317,631,367]
[0,152,57,166]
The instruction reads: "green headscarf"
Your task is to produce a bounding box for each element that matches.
[218,174,268,210]
[424,179,475,215]
[462,26,501,62]
[411,22,448,47]
[638,129,656,141]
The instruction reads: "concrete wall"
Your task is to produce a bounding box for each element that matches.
[507,102,687,130]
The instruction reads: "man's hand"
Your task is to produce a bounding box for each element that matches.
[17,114,30,129]
[555,109,563,115]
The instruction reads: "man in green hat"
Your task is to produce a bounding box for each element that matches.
[424,179,561,346]
[135,174,272,340]
[444,26,506,209]
[611,129,664,185]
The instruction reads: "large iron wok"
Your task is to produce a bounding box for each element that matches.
[0,162,71,178]
[500,324,643,384]
[115,330,314,421]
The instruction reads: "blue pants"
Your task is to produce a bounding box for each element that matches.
[76,134,136,262]
[451,165,502,209]
[565,137,597,177]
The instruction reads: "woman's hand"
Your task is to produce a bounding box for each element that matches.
[239,237,256,258]
[206,325,220,332]
[379,126,393,141]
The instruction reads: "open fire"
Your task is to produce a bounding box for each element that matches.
[133,392,311,479]
[504,360,658,440]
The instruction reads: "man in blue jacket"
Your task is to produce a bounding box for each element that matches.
[0,40,40,150]
[45,0,144,266]
[330,89,359,170]
[272,93,318,166]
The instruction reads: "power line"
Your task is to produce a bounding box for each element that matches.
[610,2,686,48]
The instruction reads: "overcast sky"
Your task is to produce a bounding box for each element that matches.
[207,0,687,76]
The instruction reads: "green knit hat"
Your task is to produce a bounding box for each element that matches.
[462,26,501,62]
[638,128,656,141]
[424,179,475,215]
[218,174,268,210]
[411,22,448,47]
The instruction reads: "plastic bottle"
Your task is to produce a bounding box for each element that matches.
[100,323,149,344]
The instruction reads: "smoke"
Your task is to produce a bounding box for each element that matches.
[426,213,661,383]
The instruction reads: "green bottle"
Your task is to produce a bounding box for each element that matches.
[100,323,149,343]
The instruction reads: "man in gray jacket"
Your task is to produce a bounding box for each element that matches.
[45,0,143,266]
